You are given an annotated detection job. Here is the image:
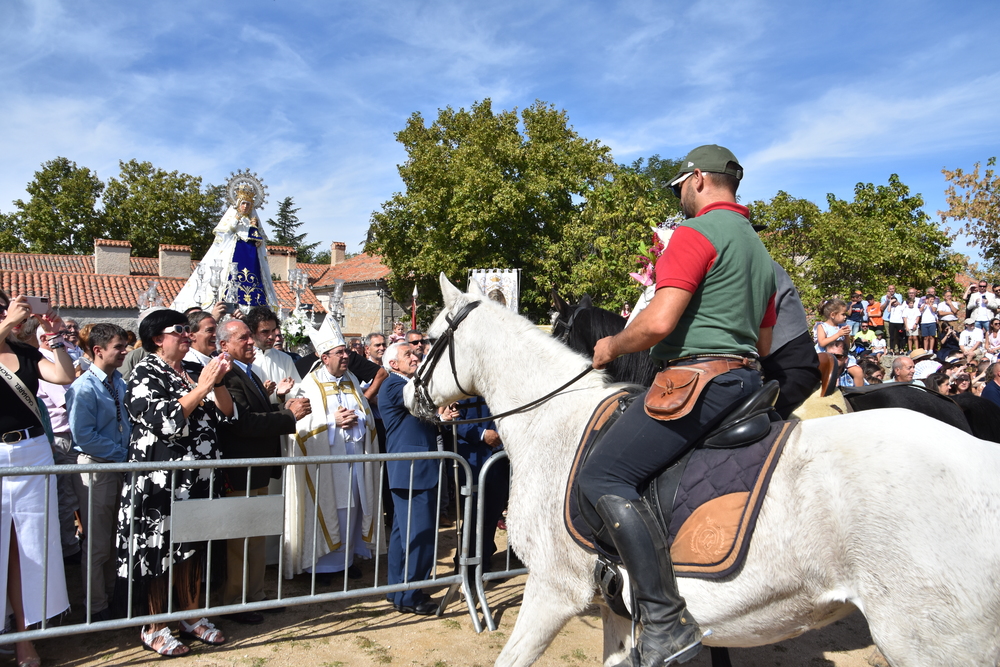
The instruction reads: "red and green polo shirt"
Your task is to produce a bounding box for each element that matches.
[651,202,777,362]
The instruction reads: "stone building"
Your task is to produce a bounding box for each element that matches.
[307,242,407,337]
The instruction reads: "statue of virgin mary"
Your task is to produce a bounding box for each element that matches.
[172,170,280,312]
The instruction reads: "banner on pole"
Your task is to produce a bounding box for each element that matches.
[468,269,520,313]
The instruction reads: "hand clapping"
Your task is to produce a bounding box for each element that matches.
[199,354,232,390]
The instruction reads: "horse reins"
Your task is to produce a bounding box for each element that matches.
[411,299,594,425]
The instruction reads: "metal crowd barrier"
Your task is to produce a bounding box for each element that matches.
[0,445,524,645]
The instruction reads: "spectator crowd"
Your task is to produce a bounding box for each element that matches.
[812,280,1000,404]
[0,290,508,661]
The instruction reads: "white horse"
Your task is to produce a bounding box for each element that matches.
[406,275,1000,667]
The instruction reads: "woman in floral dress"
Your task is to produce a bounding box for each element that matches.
[113,309,234,656]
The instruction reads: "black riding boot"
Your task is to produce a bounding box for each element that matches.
[596,494,703,667]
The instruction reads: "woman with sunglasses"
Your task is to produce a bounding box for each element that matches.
[0,291,74,667]
[112,309,234,656]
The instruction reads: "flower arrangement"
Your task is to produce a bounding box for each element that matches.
[281,307,314,348]
[629,214,685,287]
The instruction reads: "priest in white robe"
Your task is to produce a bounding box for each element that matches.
[283,315,379,579]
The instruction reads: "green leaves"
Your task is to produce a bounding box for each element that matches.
[752,175,960,311]
[941,157,1000,270]
[5,157,105,254]
[266,196,320,262]
[103,160,224,257]
[366,98,659,320]
[1,157,225,258]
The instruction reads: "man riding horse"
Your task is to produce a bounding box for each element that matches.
[581,145,777,667]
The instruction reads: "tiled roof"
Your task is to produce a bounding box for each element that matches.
[94,239,132,247]
[1,269,326,313]
[274,282,326,313]
[159,244,191,252]
[0,246,327,314]
[0,252,164,277]
[296,262,331,282]
[1,270,186,310]
[269,245,296,255]
[314,253,391,287]
[131,257,161,275]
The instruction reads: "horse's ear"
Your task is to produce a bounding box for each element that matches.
[468,280,485,297]
[440,273,462,310]
[551,289,571,316]
[579,294,593,308]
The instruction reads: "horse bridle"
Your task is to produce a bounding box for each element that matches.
[555,303,584,344]
[411,299,593,424]
[411,300,483,417]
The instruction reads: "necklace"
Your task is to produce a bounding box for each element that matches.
[157,354,194,388]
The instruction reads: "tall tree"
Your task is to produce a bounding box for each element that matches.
[940,157,1000,269]
[0,211,26,253]
[266,196,319,262]
[540,165,680,311]
[6,157,105,254]
[102,160,225,257]
[366,99,616,318]
[752,175,961,310]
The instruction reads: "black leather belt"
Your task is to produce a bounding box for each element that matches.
[655,355,755,370]
[1,425,46,444]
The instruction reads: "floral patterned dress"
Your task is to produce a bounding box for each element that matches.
[112,353,226,615]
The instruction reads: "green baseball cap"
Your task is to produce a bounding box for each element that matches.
[668,144,744,186]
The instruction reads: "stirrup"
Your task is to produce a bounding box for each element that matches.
[661,628,711,665]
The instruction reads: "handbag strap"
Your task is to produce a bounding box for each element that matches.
[0,358,44,425]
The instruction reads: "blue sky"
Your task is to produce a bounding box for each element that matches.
[2,0,998,263]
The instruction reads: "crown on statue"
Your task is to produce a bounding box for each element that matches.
[235,182,257,205]
[225,169,268,210]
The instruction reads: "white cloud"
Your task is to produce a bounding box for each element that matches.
[748,71,1000,168]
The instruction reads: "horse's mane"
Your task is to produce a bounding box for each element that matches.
[560,302,657,386]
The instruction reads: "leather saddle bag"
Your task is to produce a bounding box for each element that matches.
[644,358,750,421]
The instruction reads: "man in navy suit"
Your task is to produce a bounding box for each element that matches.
[378,341,441,615]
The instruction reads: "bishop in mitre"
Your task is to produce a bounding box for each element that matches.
[283,315,380,579]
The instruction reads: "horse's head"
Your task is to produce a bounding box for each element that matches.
[404,273,492,419]
[550,291,592,345]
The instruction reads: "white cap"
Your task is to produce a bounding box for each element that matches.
[308,314,346,355]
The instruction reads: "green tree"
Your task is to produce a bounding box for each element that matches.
[540,165,680,311]
[102,160,225,257]
[750,191,826,308]
[366,98,616,319]
[0,211,26,253]
[752,175,961,309]
[7,157,105,254]
[940,157,1000,269]
[266,196,320,262]
[631,154,683,197]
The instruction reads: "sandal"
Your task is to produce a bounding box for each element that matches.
[141,626,190,658]
[180,618,226,646]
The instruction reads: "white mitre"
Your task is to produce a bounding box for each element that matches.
[308,314,346,355]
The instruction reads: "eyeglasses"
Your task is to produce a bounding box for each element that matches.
[160,325,191,335]
[670,171,695,198]
[408,339,427,346]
